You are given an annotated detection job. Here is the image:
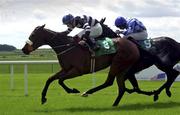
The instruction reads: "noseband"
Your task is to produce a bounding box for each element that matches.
[26,34,76,56]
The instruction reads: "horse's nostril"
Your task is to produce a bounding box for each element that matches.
[22,48,30,55]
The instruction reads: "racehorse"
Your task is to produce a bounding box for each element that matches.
[83,36,180,103]
[22,25,140,106]
[22,25,180,106]
[123,37,180,101]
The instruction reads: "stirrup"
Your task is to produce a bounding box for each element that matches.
[89,46,95,56]
[86,44,95,57]
[92,45,100,51]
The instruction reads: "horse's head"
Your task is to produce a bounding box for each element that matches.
[22,24,76,55]
[22,24,48,54]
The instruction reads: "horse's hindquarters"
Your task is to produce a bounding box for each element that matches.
[111,38,140,74]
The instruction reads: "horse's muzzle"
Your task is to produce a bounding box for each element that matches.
[22,44,33,55]
[22,47,30,55]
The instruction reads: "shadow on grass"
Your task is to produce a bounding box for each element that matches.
[35,101,180,113]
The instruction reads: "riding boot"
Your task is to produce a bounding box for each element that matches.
[86,37,100,51]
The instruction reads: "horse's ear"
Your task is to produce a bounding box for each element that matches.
[41,24,45,29]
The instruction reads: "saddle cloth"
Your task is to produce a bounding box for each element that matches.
[95,37,117,56]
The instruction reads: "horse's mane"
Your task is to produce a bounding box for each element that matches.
[44,27,74,43]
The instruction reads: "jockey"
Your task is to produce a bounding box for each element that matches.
[115,16,149,48]
[62,14,117,51]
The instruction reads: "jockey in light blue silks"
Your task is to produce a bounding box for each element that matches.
[115,16,151,49]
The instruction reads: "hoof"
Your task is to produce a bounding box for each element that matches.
[112,104,118,107]
[41,97,47,105]
[72,88,80,93]
[166,90,172,97]
[154,94,159,102]
[81,92,89,97]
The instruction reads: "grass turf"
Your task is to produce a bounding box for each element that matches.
[0,73,180,115]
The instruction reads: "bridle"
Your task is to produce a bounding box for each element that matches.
[26,28,96,74]
[26,31,77,56]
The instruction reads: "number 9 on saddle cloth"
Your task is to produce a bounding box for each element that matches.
[137,39,152,49]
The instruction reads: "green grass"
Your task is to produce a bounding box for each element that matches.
[0,73,180,115]
[0,50,180,115]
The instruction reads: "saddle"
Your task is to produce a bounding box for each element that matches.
[73,36,117,57]
[127,37,159,62]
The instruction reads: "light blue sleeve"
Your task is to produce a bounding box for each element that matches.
[123,20,136,35]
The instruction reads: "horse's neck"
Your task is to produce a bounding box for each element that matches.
[45,31,74,55]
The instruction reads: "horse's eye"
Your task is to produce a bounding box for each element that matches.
[31,34,35,38]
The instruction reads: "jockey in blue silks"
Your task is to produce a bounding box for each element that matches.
[115,16,150,48]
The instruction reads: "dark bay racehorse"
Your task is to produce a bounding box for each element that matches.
[22,25,140,106]
[82,36,180,104]
[123,37,180,101]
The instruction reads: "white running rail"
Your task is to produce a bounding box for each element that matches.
[0,60,58,96]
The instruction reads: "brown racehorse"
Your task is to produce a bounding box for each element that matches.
[83,36,180,103]
[22,25,140,106]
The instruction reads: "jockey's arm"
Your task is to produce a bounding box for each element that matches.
[83,22,91,39]
[124,21,136,36]
[115,30,124,34]
[61,27,74,35]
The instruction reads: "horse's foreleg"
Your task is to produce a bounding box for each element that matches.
[82,62,120,97]
[58,81,80,93]
[58,68,81,93]
[125,74,154,95]
[113,74,125,106]
[125,74,139,94]
[127,74,139,90]
[41,71,62,104]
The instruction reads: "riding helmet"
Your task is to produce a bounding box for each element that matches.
[62,14,74,25]
[115,16,127,29]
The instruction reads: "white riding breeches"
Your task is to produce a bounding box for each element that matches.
[77,23,103,38]
[124,30,148,40]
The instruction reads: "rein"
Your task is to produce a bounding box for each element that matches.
[51,34,96,72]
[56,45,76,56]
[26,33,76,56]
[53,43,72,48]
[50,38,76,56]
[52,42,77,56]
